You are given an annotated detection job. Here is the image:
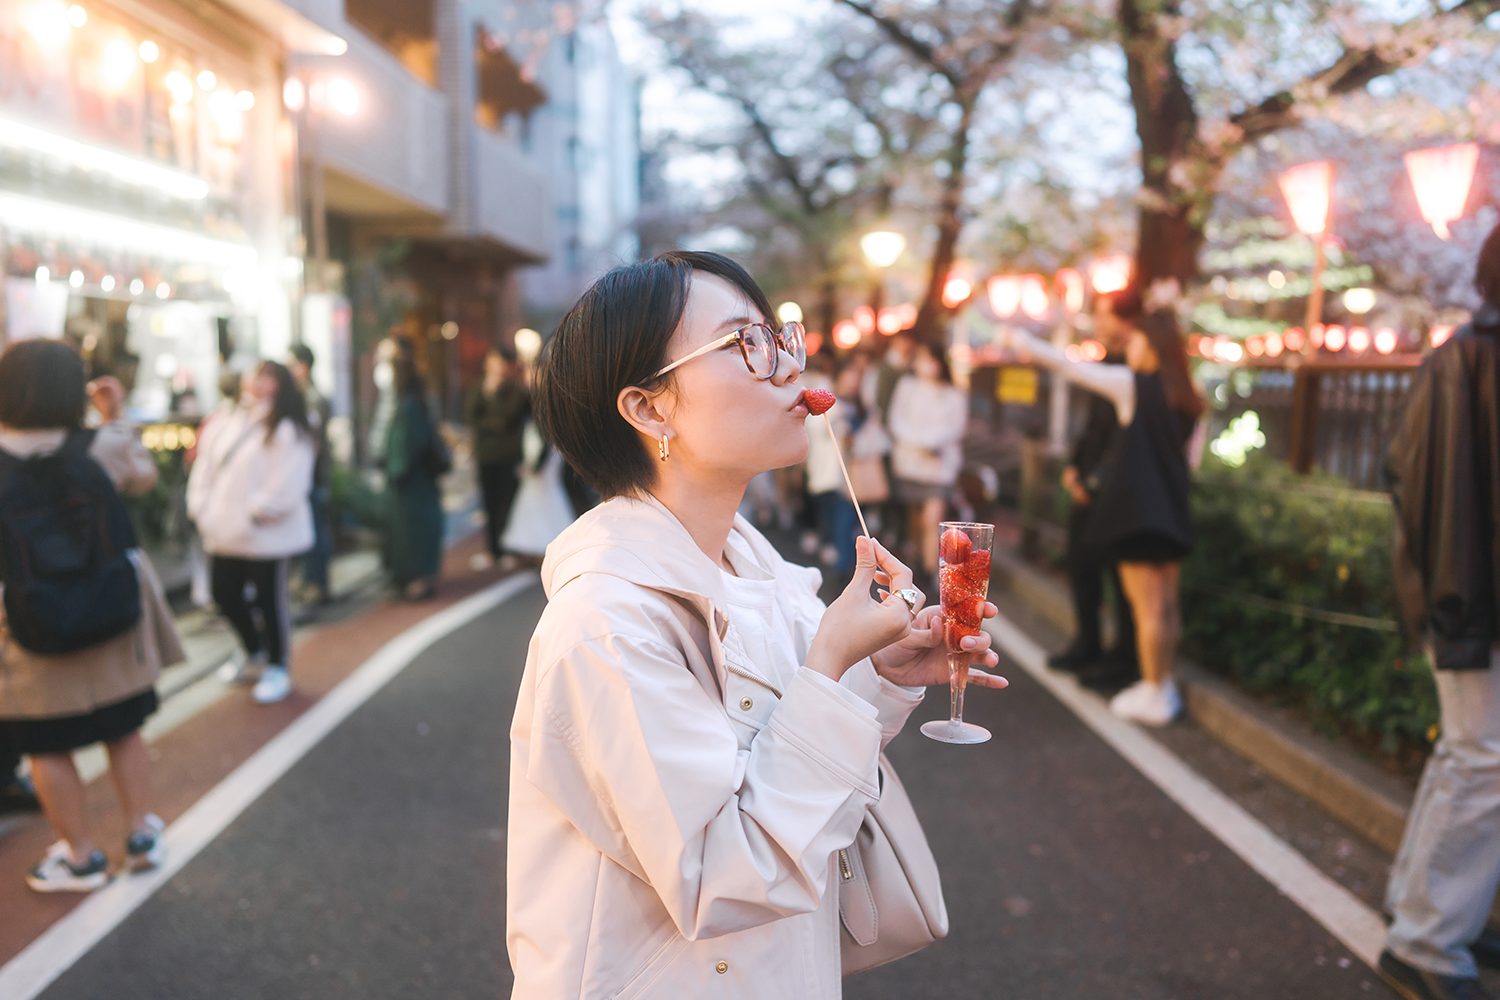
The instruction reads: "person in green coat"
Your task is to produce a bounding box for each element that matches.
[385,357,445,599]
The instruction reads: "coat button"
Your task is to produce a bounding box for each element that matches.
[739,697,753,711]
[715,962,728,974]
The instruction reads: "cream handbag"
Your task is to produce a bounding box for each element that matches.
[838,754,949,975]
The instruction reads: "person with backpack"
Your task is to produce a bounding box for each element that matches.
[0,340,184,892]
[187,361,316,705]
[385,356,447,600]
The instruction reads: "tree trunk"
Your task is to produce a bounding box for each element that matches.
[912,99,975,344]
[1119,0,1208,290]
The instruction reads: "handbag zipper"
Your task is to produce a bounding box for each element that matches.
[838,849,852,881]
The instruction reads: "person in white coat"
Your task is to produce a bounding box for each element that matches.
[186,361,315,704]
[513,250,1008,999]
[887,341,968,584]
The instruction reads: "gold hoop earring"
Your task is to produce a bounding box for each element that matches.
[659,434,670,461]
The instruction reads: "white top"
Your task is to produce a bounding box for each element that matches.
[887,376,967,484]
[509,498,926,999]
[186,403,315,559]
[1010,330,1137,426]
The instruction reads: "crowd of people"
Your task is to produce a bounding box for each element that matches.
[0,329,587,894]
[1,228,1499,1000]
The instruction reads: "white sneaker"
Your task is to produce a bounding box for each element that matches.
[27,841,109,893]
[1109,679,1182,727]
[252,666,292,704]
[218,650,266,686]
[469,552,495,572]
[125,814,166,872]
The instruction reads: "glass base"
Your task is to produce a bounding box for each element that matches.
[920,719,992,744]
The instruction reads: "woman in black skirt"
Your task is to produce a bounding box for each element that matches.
[0,341,185,891]
[1006,286,1204,726]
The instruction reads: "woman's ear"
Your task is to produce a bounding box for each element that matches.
[617,385,671,442]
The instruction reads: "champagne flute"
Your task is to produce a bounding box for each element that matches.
[921,521,995,745]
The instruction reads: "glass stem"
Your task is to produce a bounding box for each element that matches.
[949,653,968,725]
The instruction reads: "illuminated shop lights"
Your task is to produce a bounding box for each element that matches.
[0,115,208,199]
[235,90,255,111]
[138,40,158,61]
[129,279,144,294]
[100,275,115,291]
[197,70,216,91]
[0,192,256,268]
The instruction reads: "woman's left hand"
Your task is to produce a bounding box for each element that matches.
[870,602,1009,691]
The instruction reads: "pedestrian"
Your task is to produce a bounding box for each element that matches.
[287,344,333,605]
[888,340,968,589]
[509,250,1007,997]
[384,356,446,600]
[1005,286,1203,726]
[187,360,316,704]
[465,346,529,572]
[0,340,184,891]
[865,334,914,543]
[499,363,574,561]
[1381,222,1500,1000]
[1049,326,1139,693]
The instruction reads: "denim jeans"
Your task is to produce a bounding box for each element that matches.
[1386,656,1500,977]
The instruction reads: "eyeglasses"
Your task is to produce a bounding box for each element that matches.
[654,321,806,380]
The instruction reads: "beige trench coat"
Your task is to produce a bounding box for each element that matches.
[507,496,925,999]
[0,426,185,719]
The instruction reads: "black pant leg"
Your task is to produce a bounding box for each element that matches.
[245,559,291,667]
[211,556,262,656]
[1065,504,1105,655]
[479,463,521,557]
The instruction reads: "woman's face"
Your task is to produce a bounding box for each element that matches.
[653,272,807,480]
[247,368,279,401]
[913,348,941,382]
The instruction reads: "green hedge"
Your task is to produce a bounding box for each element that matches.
[1182,453,1439,762]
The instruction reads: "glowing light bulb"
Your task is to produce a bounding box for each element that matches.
[67,5,86,27]
[776,301,802,324]
[138,40,158,62]
[235,90,255,111]
[101,274,115,291]
[197,70,216,91]
[69,269,83,287]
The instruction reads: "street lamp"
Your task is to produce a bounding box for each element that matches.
[860,231,905,269]
[860,230,905,315]
[1088,255,1131,294]
[1278,160,1334,344]
[1404,142,1480,240]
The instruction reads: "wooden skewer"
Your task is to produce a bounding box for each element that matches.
[822,410,871,539]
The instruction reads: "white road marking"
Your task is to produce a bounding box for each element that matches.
[987,612,1389,969]
[0,572,540,1000]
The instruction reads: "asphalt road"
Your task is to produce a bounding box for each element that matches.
[35,577,1390,999]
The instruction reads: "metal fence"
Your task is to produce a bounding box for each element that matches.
[1206,363,1417,490]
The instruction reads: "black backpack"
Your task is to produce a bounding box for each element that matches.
[0,429,142,655]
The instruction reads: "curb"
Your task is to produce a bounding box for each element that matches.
[991,545,1415,855]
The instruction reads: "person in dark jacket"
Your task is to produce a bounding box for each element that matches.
[1381,223,1500,1000]
[288,344,333,604]
[385,357,445,600]
[1050,326,1138,691]
[465,348,529,571]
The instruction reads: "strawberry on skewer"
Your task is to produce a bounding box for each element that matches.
[803,390,870,539]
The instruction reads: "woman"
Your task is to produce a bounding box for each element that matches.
[465,347,529,571]
[0,340,184,891]
[509,251,1007,998]
[887,341,968,586]
[1007,286,1203,726]
[187,361,315,705]
[385,356,445,599]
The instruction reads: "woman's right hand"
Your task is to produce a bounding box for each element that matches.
[804,536,916,682]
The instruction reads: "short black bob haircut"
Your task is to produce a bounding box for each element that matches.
[533,250,777,500]
[0,339,88,430]
[1478,221,1500,309]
